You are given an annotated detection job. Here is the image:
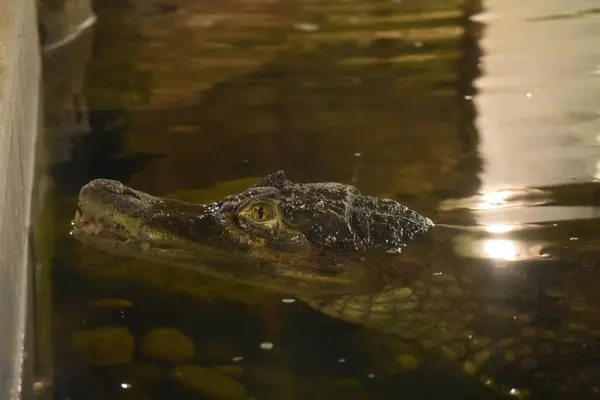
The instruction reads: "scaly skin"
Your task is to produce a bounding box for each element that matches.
[72,171,600,399]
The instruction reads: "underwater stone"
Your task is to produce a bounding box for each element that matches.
[172,365,247,399]
[140,327,195,363]
[71,327,134,367]
[395,354,420,371]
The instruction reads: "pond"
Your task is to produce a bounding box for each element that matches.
[41,0,600,399]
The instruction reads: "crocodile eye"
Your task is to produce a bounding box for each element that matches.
[253,203,275,221]
[256,205,265,220]
[239,201,277,224]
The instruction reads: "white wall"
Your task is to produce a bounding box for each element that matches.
[0,0,41,396]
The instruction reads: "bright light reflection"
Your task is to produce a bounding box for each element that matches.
[477,190,513,210]
[484,239,517,261]
[260,342,274,350]
[484,224,514,234]
[509,388,524,397]
[120,383,131,389]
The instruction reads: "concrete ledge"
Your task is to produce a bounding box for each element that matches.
[0,0,41,396]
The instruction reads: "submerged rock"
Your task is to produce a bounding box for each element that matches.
[140,327,195,363]
[395,354,420,372]
[172,365,247,399]
[71,327,135,367]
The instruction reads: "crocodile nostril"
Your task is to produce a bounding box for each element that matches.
[79,185,91,199]
[122,187,143,200]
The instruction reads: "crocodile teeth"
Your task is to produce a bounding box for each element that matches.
[75,210,82,224]
[140,242,150,251]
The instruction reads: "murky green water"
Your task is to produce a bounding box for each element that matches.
[41,0,600,399]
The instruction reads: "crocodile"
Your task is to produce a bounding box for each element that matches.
[71,171,600,399]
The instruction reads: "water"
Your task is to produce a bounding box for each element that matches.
[41,0,600,399]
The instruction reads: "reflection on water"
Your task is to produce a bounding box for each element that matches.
[474,0,600,193]
[453,234,553,262]
[440,187,551,211]
[42,0,600,398]
[449,0,600,268]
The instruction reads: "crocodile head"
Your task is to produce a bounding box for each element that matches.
[72,171,433,297]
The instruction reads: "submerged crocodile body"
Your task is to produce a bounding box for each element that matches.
[72,171,600,399]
